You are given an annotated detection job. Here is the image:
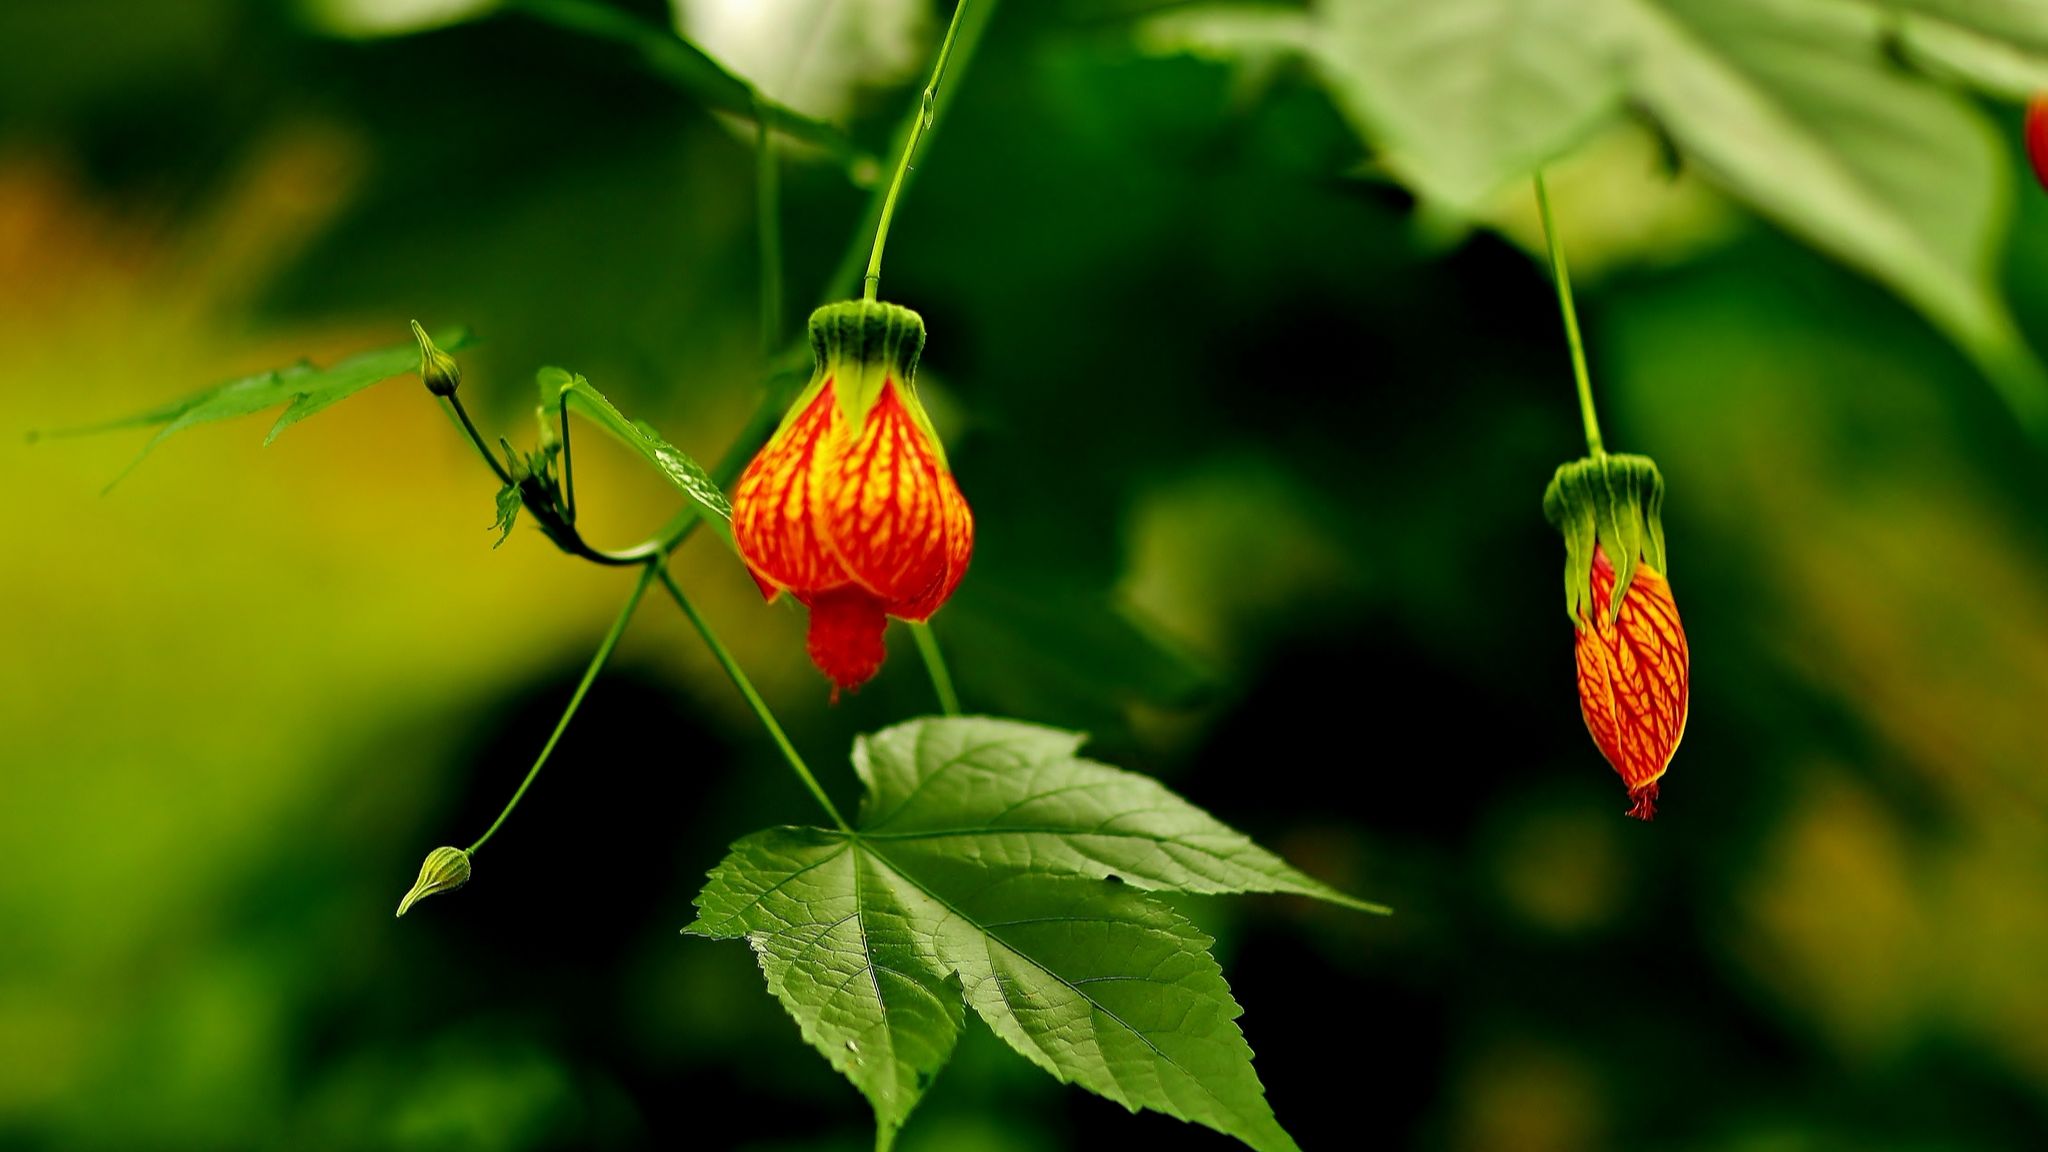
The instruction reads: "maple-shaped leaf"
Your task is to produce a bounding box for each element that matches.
[688,716,1385,1151]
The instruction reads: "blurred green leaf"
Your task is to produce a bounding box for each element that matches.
[1896,14,2048,99]
[541,367,733,535]
[47,329,472,487]
[1618,0,2046,430]
[1163,0,2048,430]
[1865,0,2048,53]
[1311,0,1624,209]
[688,717,1375,1150]
[502,0,873,170]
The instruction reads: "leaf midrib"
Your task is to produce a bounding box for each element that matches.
[851,839,1227,1120]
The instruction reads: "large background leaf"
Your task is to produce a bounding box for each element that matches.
[1157,0,2048,430]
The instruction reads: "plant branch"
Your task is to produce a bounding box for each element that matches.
[557,390,577,523]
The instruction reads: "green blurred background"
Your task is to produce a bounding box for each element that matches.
[7,1,2048,1149]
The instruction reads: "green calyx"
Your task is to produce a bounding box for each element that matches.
[1543,453,1668,628]
[805,299,928,436]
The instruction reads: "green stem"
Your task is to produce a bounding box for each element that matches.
[821,0,996,311]
[655,566,851,832]
[466,563,657,854]
[447,394,516,487]
[862,0,972,303]
[909,621,960,716]
[1533,172,1604,457]
[557,391,577,523]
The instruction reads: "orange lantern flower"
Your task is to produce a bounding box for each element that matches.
[732,300,973,693]
[1544,454,1690,819]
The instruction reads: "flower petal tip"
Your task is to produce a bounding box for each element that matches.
[804,587,889,694]
[1626,783,1659,822]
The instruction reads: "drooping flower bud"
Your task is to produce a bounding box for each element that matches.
[732,300,974,694]
[2028,93,2048,193]
[1543,454,1690,820]
[411,320,462,397]
[396,846,472,917]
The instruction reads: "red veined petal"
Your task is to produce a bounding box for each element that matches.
[818,380,950,607]
[894,467,973,622]
[1575,546,1690,820]
[733,381,847,599]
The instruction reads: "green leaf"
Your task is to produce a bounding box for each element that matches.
[851,720,1382,911]
[1893,12,2048,99]
[50,329,472,488]
[688,717,1383,1149]
[539,368,734,537]
[1311,0,1628,210]
[1617,0,2045,429]
[500,0,872,171]
[1860,0,2048,54]
[490,482,521,548]
[1165,0,2048,431]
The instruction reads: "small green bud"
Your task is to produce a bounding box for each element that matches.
[1542,452,1668,628]
[411,320,462,397]
[396,846,472,917]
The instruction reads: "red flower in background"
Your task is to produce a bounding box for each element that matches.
[733,301,973,694]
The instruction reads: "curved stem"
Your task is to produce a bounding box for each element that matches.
[466,562,657,854]
[1533,173,1604,457]
[862,0,972,303]
[655,566,851,832]
[909,621,960,716]
[446,394,516,487]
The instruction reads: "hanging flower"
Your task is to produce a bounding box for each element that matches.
[1544,454,1690,819]
[732,300,973,693]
